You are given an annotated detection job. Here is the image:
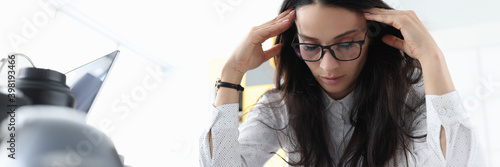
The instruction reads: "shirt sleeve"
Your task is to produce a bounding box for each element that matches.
[199,92,283,167]
[412,90,486,166]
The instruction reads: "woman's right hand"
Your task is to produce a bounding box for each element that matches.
[221,8,296,84]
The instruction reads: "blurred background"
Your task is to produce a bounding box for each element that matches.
[0,0,499,166]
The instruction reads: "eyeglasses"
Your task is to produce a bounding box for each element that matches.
[291,31,367,62]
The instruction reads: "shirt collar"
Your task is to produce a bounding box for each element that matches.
[322,89,355,112]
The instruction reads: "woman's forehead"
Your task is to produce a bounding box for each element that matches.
[295,4,366,40]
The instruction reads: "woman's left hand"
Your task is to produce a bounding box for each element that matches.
[364,9,454,155]
[363,8,442,62]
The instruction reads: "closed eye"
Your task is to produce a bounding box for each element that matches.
[338,43,354,49]
[304,45,318,51]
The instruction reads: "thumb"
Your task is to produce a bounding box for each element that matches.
[382,35,410,55]
[263,43,283,60]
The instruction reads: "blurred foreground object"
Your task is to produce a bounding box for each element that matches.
[0,67,123,167]
[0,106,123,167]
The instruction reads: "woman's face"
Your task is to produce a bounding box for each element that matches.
[295,4,369,100]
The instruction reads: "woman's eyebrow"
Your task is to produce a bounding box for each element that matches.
[298,29,359,41]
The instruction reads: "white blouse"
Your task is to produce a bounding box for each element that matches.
[199,83,485,166]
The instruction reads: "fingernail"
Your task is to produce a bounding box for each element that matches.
[282,19,290,23]
[363,12,370,15]
[289,9,295,14]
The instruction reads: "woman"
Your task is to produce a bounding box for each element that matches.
[200,0,484,166]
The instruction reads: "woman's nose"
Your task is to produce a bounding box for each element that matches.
[319,49,340,71]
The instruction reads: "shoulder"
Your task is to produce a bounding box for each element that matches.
[406,78,427,118]
[253,88,286,113]
[247,88,288,127]
[411,79,426,99]
[259,88,283,103]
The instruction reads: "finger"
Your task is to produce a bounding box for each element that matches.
[250,10,295,44]
[256,8,295,30]
[276,8,295,21]
[382,35,411,55]
[263,43,283,60]
[364,9,422,31]
[363,8,394,15]
[366,8,419,21]
[363,12,397,29]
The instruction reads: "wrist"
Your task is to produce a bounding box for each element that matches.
[216,79,244,92]
[417,50,456,95]
[220,64,244,84]
[416,47,444,65]
[214,64,244,107]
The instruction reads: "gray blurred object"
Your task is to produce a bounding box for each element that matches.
[71,72,103,112]
[0,88,31,123]
[16,67,75,107]
[0,106,123,167]
[65,50,119,114]
[0,64,124,167]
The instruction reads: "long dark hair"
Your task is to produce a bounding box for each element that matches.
[271,0,426,166]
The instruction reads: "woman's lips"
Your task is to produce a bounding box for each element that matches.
[320,75,346,85]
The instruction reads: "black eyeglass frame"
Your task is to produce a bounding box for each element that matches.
[291,30,368,62]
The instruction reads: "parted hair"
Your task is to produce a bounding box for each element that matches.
[271,0,426,166]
